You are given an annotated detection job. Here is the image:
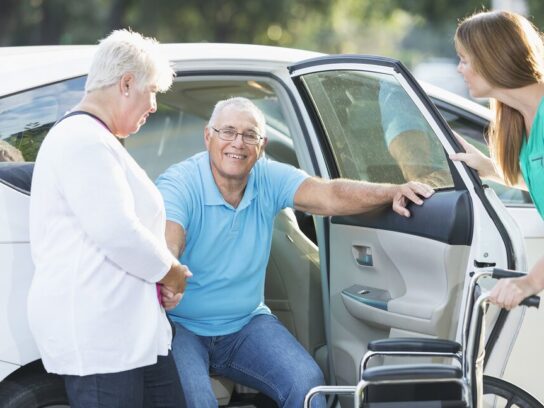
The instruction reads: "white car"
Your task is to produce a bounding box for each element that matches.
[0,44,542,407]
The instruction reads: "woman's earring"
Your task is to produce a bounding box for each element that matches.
[124,92,129,96]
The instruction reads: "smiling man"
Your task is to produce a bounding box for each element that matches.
[155,97,433,408]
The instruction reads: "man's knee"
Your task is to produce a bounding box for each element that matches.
[283,362,325,402]
[296,364,325,390]
[279,373,325,408]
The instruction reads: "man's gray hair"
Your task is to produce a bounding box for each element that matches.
[208,97,266,135]
[85,29,174,93]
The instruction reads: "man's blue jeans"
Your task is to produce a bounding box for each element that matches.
[63,352,185,407]
[172,314,326,407]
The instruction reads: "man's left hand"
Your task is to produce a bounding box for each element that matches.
[392,181,434,217]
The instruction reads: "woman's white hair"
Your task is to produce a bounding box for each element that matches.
[208,97,266,135]
[85,29,174,93]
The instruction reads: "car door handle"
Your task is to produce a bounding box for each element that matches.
[352,245,373,266]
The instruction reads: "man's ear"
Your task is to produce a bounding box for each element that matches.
[258,137,268,158]
[204,126,212,150]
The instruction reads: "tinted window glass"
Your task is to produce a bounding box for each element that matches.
[301,70,453,189]
[0,77,86,162]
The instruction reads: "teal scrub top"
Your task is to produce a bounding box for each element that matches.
[520,97,544,218]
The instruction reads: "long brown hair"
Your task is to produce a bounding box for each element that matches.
[455,11,544,185]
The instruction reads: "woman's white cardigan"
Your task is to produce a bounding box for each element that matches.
[28,114,173,375]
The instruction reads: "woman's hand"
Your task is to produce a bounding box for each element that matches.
[449,133,499,181]
[160,286,182,310]
[488,257,544,310]
[488,276,537,310]
[158,261,192,309]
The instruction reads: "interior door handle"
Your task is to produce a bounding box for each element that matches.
[352,245,373,266]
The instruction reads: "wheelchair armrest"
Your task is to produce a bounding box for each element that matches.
[362,364,463,382]
[368,338,461,354]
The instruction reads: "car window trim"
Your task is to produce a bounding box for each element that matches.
[173,70,321,177]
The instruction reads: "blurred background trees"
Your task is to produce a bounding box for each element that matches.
[3,0,542,59]
[1,0,541,94]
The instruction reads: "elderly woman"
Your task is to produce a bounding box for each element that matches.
[27,30,188,407]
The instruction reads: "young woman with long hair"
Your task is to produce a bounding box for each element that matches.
[451,10,544,309]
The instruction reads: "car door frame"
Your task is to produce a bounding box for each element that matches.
[285,54,525,385]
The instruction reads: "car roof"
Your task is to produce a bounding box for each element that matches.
[0,43,323,97]
[0,45,95,96]
[1,43,490,122]
[421,81,491,121]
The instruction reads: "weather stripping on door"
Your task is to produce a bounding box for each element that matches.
[352,244,373,266]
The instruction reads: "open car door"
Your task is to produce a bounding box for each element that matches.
[287,55,528,389]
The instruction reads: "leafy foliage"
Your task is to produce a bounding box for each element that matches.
[5,123,51,162]
[0,0,540,66]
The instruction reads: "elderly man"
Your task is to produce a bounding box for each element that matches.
[156,97,433,408]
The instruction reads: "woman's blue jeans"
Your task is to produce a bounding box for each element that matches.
[172,314,326,407]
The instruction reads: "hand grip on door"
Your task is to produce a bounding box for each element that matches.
[352,245,373,266]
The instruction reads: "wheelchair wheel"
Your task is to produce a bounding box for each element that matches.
[483,375,543,408]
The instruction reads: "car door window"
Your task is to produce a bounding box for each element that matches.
[436,104,533,206]
[300,70,454,188]
[0,76,86,162]
[126,77,295,180]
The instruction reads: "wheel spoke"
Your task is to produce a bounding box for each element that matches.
[483,375,543,408]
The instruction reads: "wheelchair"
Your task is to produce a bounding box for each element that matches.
[304,268,542,408]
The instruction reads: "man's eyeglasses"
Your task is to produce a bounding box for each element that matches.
[211,127,263,145]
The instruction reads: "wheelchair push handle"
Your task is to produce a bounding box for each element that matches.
[492,267,526,279]
[520,295,540,308]
[491,268,540,308]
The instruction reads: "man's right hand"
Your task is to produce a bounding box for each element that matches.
[392,181,434,218]
[159,261,191,296]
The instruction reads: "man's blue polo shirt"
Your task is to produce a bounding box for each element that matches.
[379,80,428,146]
[156,152,309,336]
